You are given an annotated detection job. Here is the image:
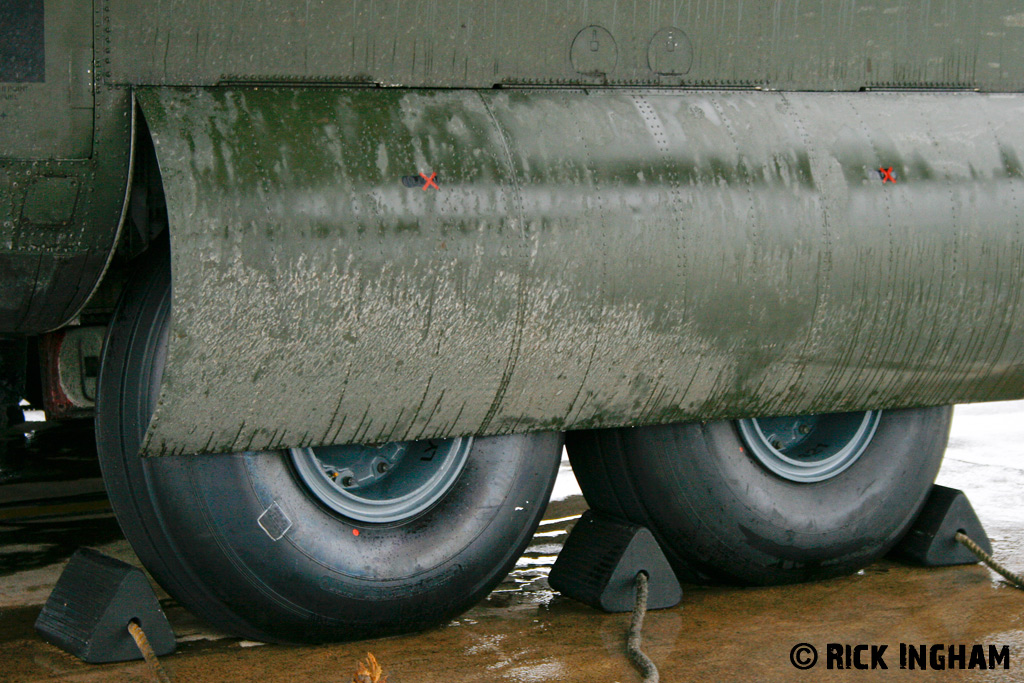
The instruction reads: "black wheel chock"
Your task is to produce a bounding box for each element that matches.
[889,484,992,567]
[549,510,682,613]
[35,547,175,663]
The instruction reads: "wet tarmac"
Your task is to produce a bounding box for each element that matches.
[2,403,1024,681]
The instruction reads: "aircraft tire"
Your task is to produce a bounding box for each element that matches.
[566,407,951,585]
[96,245,562,643]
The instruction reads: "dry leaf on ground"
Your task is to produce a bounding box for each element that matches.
[352,652,387,683]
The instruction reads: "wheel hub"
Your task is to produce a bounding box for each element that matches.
[737,411,881,483]
[290,437,472,523]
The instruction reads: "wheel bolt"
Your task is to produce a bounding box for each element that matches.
[798,424,811,434]
[771,440,783,449]
[341,476,355,487]
[376,462,389,474]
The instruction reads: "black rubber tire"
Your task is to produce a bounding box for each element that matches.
[96,245,562,643]
[566,408,951,586]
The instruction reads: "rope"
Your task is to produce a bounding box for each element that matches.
[627,572,659,683]
[956,532,1024,590]
[128,620,173,683]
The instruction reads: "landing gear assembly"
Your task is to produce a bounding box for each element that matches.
[567,408,951,585]
[95,246,563,643]
[94,242,954,639]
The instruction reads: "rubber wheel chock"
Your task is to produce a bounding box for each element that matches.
[34,547,176,663]
[889,484,993,567]
[549,510,681,613]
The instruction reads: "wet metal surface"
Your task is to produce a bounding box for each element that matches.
[142,87,1024,456]
[1,402,1024,681]
[101,1,1024,91]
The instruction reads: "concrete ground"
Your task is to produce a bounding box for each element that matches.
[1,402,1023,682]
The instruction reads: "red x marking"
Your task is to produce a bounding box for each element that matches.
[879,167,896,184]
[420,172,439,191]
